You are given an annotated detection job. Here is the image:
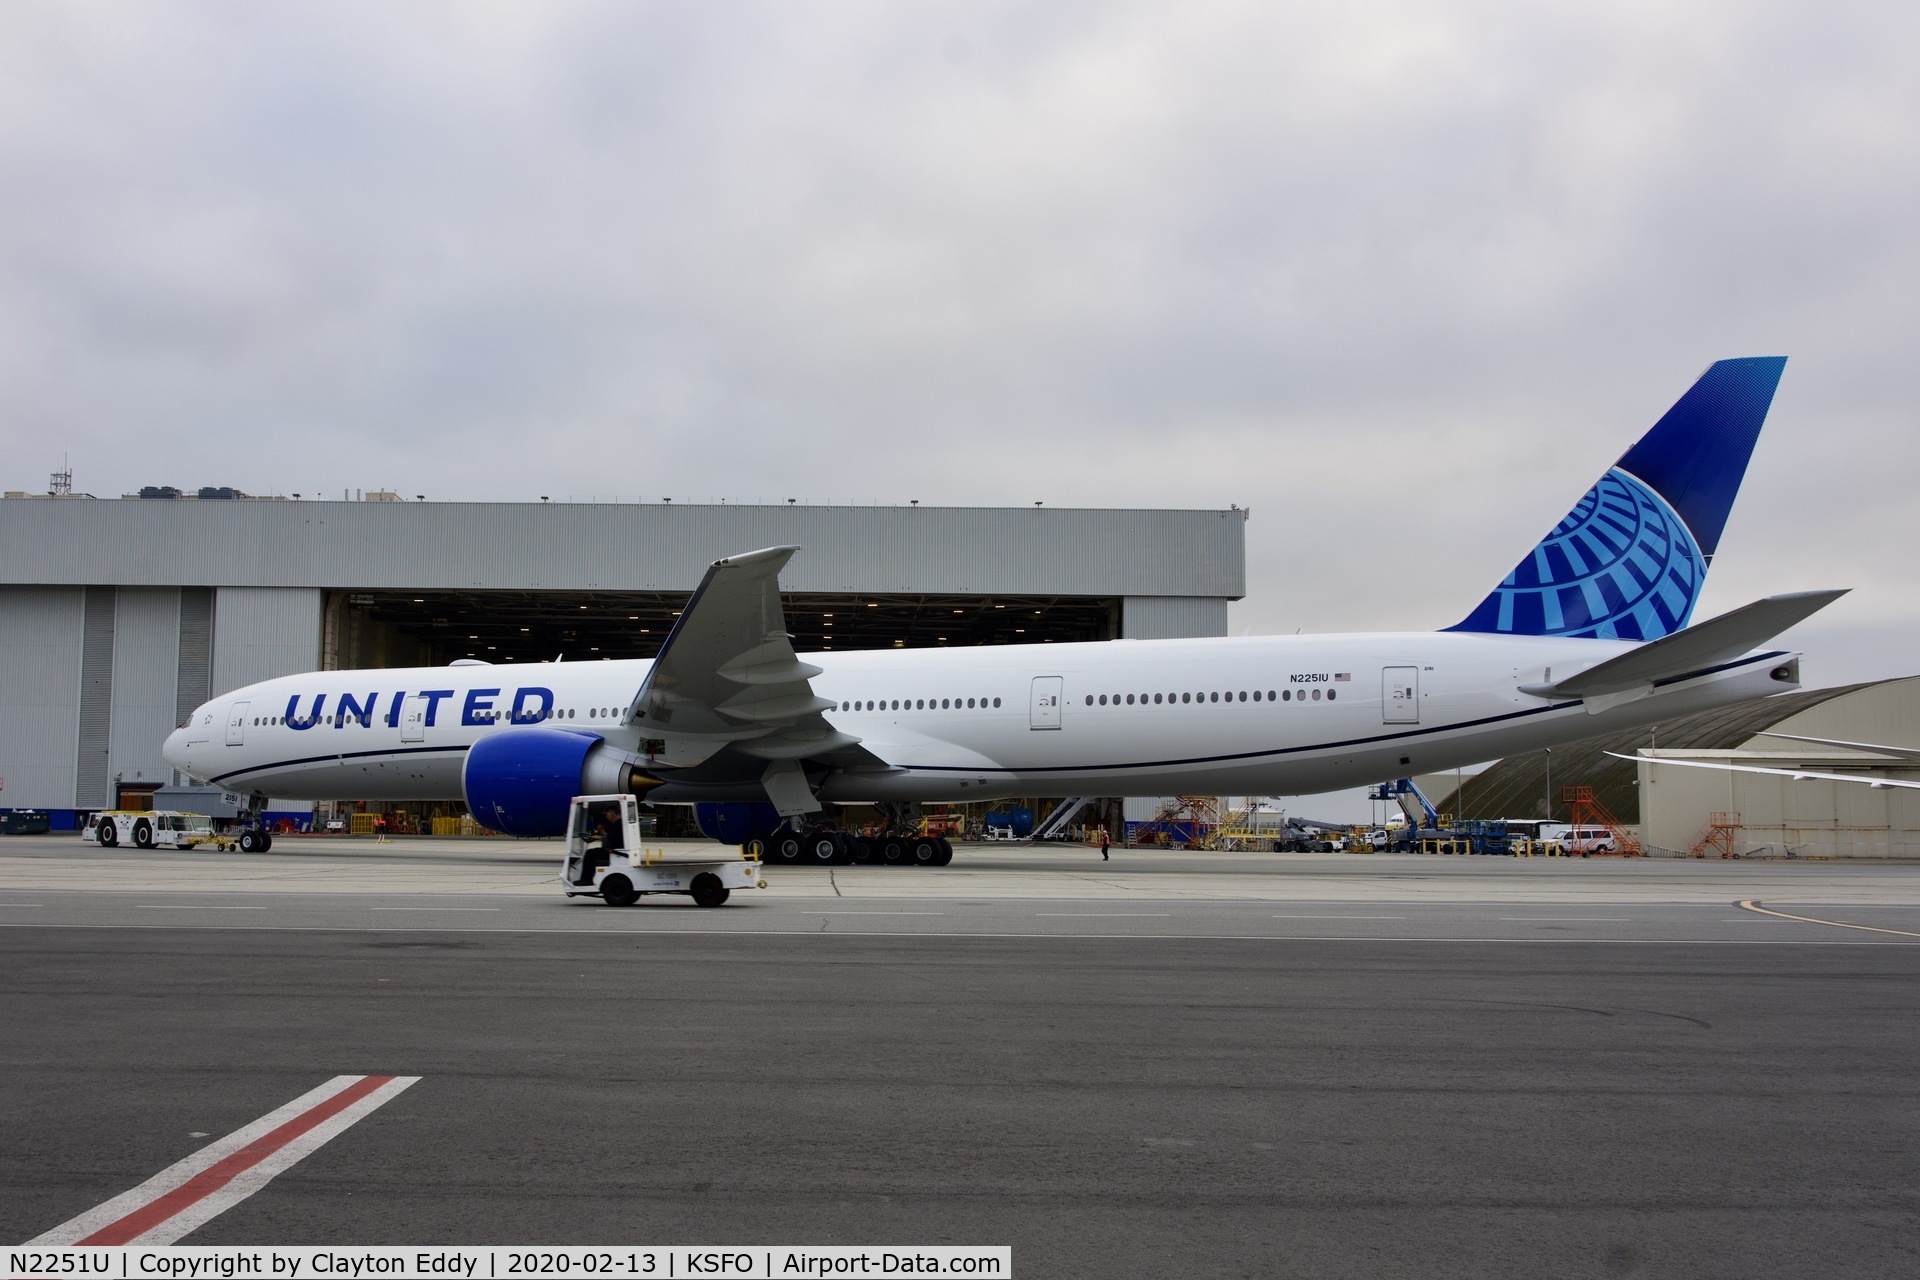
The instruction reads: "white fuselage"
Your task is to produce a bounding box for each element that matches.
[163,632,1796,805]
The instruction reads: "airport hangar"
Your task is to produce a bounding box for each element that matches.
[1434,675,1920,858]
[0,493,1246,829]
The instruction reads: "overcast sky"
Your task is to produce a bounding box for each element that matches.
[3,1,1915,716]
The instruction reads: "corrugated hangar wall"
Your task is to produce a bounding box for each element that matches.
[106,588,185,802]
[212,588,323,696]
[0,588,85,808]
[1122,597,1229,640]
[0,501,1246,596]
[0,500,1245,813]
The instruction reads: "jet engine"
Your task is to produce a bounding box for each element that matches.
[462,727,659,837]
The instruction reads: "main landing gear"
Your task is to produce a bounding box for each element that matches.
[747,828,954,867]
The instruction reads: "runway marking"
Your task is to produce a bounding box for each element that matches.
[1737,900,1920,939]
[136,905,265,910]
[1036,913,1171,917]
[1499,917,1632,922]
[807,911,946,916]
[369,906,502,912]
[23,1073,419,1246]
[1273,914,1408,919]
[0,903,44,907]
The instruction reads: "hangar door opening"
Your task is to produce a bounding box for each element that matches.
[1383,667,1419,724]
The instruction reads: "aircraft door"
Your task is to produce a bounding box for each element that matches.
[400,695,430,743]
[225,701,250,746]
[1029,676,1063,730]
[1383,667,1419,724]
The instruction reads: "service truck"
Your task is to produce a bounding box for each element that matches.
[562,793,767,907]
[82,810,216,850]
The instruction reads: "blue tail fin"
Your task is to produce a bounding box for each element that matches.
[1446,357,1786,640]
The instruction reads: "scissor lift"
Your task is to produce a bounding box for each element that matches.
[562,794,767,907]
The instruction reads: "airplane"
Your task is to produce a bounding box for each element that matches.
[163,356,1847,860]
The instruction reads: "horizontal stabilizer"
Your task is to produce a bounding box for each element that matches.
[1608,751,1920,792]
[1524,589,1846,699]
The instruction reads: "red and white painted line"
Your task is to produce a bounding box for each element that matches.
[25,1074,419,1246]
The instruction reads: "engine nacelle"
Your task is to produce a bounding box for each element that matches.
[463,727,657,837]
[693,802,784,845]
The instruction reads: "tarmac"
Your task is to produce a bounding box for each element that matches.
[5,834,1919,1276]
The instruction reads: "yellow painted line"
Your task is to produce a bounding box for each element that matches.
[1736,899,1920,939]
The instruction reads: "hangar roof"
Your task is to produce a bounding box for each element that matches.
[0,499,1246,597]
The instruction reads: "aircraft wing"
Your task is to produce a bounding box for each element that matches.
[622,546,882,814]
[1606,751,1920,791]
[1752,732,1920,763]
[1525,590,1847,700]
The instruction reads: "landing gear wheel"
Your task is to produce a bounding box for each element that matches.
[908,837,940,866]
[772,834,803,864]
[690,873,730,908]
[237,830,262,854]
[880,838,906,865]
[850,838,876,864]
[97,820,118,848]
[804,831,843,864]
[931,837,954,867]
[259,831,273,853]
[601,874,638,906]
[132,818,154,849]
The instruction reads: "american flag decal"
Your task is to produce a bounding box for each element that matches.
[1334,672,1351,682]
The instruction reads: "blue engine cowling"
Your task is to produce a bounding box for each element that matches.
[693,802,785,845]
[463,727,617,837]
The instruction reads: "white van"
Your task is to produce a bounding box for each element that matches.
[1563,825,1620,855]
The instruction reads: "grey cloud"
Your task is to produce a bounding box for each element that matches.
[1,0,1914,692]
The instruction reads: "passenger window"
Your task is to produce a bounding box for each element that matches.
[1283,690,1291,701]
[992,697,1001,707]
[1181,692,1191,703]
[1239,691,1247,702]
[1210,692,1218,703]
[1253,691,1262,701]
[1328,689,1337,701]
[1268,690,1276,701]
[1312,688,1321,700]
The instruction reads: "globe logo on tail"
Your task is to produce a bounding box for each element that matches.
[1465,468,1705,641]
